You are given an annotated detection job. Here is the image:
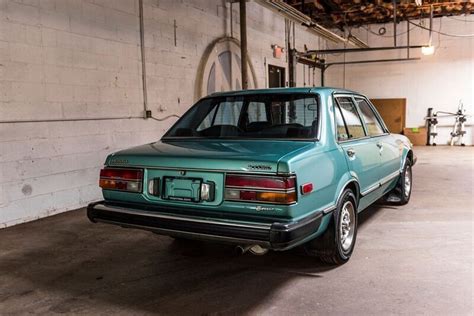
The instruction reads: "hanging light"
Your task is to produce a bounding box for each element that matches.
[421,4,435,56]
[421,45,435,55]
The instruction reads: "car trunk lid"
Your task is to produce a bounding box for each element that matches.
[104,139,313,207]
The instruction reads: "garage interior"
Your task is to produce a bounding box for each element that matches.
[0,0,473,314]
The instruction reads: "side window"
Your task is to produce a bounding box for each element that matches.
[213,101,243,125]
[355,98,385,136]
[197,105,217,131]
[247,102,267,123]
[270,98,318,127]
[289,98,319,126]
[335,97,366,139]
[197,101,243,131]
[335,104,349,141]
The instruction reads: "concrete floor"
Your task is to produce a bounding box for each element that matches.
[0,146,472,315]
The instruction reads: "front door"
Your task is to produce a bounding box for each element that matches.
[334,96,382,210]
[353,97,401,184]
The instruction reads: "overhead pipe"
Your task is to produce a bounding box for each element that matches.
[325,57,421,67]
[407,20,410,58]
[304,45,424,55]
[317,57,421,86]
[240,0,249,90]
[393,0,397,47]
[429,4,433,46]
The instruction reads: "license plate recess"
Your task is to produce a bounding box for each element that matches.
[162,177,202,202]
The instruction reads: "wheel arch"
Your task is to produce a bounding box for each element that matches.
[342,180,360,208]
[401,149,414,172]
[335,177,361,209]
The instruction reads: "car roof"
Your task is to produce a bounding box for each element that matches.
[208,86,360,97]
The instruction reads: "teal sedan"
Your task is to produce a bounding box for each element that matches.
[88,87,416,265]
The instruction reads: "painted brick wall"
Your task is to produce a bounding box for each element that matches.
[0,0,326,227]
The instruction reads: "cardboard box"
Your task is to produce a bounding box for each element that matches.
[403,127,427,146]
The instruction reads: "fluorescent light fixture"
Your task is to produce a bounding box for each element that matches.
[421,45,435,55]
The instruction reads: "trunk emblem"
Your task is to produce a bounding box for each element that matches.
[247,164,272,171]
[179,170,187,176]
[110,158,128,164]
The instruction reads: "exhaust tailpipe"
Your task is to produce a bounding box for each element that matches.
[234,245,251,255]
[234,245,269,256]
[249,245,269,256]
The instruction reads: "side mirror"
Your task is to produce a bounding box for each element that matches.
[307,103,318,111]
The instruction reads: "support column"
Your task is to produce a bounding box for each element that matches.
[239,0,248,89]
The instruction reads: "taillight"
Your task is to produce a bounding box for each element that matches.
[225,174,297,204]
[99,168,143,193]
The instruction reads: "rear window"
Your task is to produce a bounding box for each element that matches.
[164,93,320,139]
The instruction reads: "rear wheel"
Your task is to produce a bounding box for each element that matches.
[304,189,358,265]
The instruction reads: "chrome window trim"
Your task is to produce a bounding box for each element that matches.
[162,92,322,141]
[332,93,368,143]
[332,93,392,144]
[352,96,387,137]
[353,95,390,134]
[337,136,371,144]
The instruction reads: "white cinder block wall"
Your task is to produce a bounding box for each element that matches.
[0,0,326,227]
[325,16,474,145]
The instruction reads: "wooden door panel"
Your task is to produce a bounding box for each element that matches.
[370,98,406,134]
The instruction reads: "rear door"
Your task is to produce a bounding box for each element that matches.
[334,96,381,208]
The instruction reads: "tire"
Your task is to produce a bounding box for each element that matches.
[386,160,412,205]
[304,189,358,265]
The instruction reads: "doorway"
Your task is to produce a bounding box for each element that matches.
[268,65,286,88]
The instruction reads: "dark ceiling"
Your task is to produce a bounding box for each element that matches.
[284,0,474,29]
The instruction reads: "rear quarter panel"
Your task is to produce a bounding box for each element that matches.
[280,147,348,220]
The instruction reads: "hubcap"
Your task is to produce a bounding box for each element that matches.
[339,201,356,251]
[404,167,412,198]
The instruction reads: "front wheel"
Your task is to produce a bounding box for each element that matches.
[385,160,412,205]
[304,189,358,265]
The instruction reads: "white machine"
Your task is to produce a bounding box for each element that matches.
[425,102,470,146]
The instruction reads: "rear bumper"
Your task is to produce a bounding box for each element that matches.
[87,201,323,250]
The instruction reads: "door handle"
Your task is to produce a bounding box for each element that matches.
[347,148,356,158]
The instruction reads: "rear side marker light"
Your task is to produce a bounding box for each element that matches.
[99,168,143,193]
[301,183,313,195]
[225,174,297,205]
